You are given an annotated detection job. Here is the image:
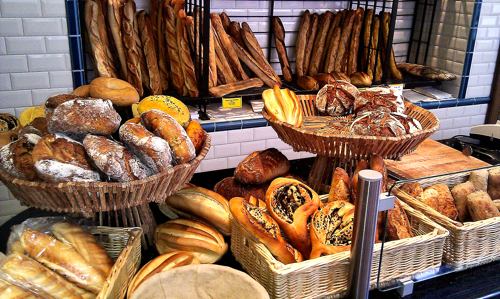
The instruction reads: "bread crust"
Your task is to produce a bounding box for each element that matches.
[308,11,333,76]
[295,10,310,78]
[177,10,198,97]
[89,77,140,106]
[137,11,162,95]
[235,148,290,185]
[347,8,364,75]
[386,199,413,240]
[107,0,128,78]
[164,4,184,94]
[214,177,268,201]
[423,184,458,220]
[209,78,264,97]
[328,167,351,202]
[297,75,319,90]
[303,13,319,75]
[451,181,476,221]
[334,11,355,72]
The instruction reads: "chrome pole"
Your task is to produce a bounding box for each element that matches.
[349,169,382,299]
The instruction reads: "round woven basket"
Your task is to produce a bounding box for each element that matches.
[0,136,211,214]
[262,94,439,160]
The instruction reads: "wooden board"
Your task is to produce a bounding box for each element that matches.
[386,139,490,179]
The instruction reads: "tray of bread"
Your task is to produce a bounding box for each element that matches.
[261,83,439,160]
[0,88,211,214]
[394,166,500,269]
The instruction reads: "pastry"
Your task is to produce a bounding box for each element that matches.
[154,219,228,264]
[328,167,351,202]
[310,200,355,258]
[141,109,196,164]
[163,186,231,235]
[235,148,290,185]
[185,120,207,154]
[295,10,310,77]
[315,81,359,116]
[214,177,269,201]
[451,181,476,221]
[422,184,458,220]
[266,177,320,256]
[48,99,121,136]
[83,134,151,181]
[468,169,488,192]
[386,199,413,240]
[229,197,303,264]
[488,168,500,199]
[89,77,140,106]
[467,191,500,221]
[119,122,173,173]
[0,134,40,180]
[32,134,100,182]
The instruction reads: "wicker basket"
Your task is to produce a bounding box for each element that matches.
[0,136,211,214]
[230,199,448,299]
[393,166,500,270]
[262,95,439,160]
[91,226,142,299]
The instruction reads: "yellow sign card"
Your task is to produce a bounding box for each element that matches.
[222,97,243,109]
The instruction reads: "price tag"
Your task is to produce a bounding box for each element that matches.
[222,97,242,109]
[388,83,404,96]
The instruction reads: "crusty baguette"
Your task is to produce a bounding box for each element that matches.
[149,0,159,51]
[272,17,292,82]
[228,21,245,48]
[323,11,343,73]
[208,22,218,87]
[137,11,162,95]
[303,13,319,75]
[348,8,364,75]
[134,10,149,93]
[177,10,198,97]
[122,0,143,96]
[220,11,231,31]
[361,9,373,72]
[295,10,310,78]
[213,23,237,84]
[231,39,279,87]
[334,10,355,72]
[381,12,403,80]
[308,11,333,76]
[107,0,128,78]
[156,0,169,91]
[164,4,184,93]
[84,0,118,78]
[241,22,280,84]
[367,15,382,81]
[209,78,264,97]
[211,13,248,80]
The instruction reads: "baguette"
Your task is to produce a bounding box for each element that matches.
[219,11,231,31]
[177,10,199,97]
[228,21,245,48]
[361,9,374,71]
[134,10,150,93]
[323,11,343,73]
[107,0,128,78]
[303,13,319,75]
[156,1,169,91]
[209,78,264,97]
[367,15,382,82]
[211,13,248,80]
[149,0,159,52]
[137,11,162,95]
[381,12,403,80]
[122,0,143,96]
[208,21,218,88]
[213,22,237,84]
[164,4,184,93]
[295,10,311,78]
[308,11,333,76]
[334,10,355,72]
[348,8,364,75]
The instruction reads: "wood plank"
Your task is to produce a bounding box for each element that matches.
[386,139,490,179]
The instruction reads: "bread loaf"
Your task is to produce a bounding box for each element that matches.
[323,11,342,73]
[315,81,359,116]
[422,184,458,220]
[328,167,351,202]
[272,16,292,82]
[367,15,382,82]
[381,12,403,80]
[164,4,184,94]
[334,11,355,72]
[230,197,303,264]
[331,71,351,82]
[72,85,90,97]
[0,277,42,299]
[119,122,173,173]
[400,182,423,199]
[227,21,245,47]
[176,10,198,97]
[219,11,231,31]
[209,78,264,97]
[350,71,372,87]
[295,10,310,77]
[208,21,218,87]
[361,9,374,72]
[155,219,228,264]
[83,134,151,181]
[369,154,387,192]
[469,169,488,191]
[308,11,333,76]
[0,135,40,180]
[45,94,80,115]
[156,1,169,92]
[107,0,128,77]
[488,168,500,199]
[214,177,268,201]
[297,75,319,90]
[313,73,334,88]
[137,11,162,95]
[351,159,368,202]
[347,8,364,75]
[386,199,413,240]
[235,148,290,185]
[303,13,319,75]
[213,22,237,84]
[185,120,206,154]
[451,181,476,222]
[467,191,500,221]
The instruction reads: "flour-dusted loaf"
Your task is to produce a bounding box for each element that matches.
[315,81,359,116]
[451,181,476,222]
[83,134,151,182]
[469,169,489,192]
[354,87,405,115]
[422,184,458,220]
[467,191,500,221]
[48,99,121,136]
[119,122,172,174]
[32,134,100,182]
[0,134,40,180]
[235,148,290,185]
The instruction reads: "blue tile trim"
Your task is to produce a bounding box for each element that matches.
[201,123,215,133]
[66,0,85,88]
[214,120,243,131]
[241,118,268,129]
[475,97,490,104]
[459,1,482,99]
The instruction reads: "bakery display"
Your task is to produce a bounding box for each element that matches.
[397,63,457,81]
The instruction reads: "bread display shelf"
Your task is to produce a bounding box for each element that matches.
[0,136,211,214]
[262,94,439,160]
[231,198,448,299]
[393,166,500,270]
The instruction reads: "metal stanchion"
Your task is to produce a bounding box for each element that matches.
[349,169,382,299]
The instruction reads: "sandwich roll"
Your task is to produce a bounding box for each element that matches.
[154,219,228,264]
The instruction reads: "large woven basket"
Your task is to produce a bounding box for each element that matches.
[393,166,500,270]
[231,199,448,299]
[262,95,439,160]
[91,226,142,299]
[0,136,210,214]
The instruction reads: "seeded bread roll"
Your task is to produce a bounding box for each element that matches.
[235,148,290,185]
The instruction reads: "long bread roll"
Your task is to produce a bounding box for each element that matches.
[156,1,169,91]
[381,12,403,80]
[348,8,364,75]
[107,0,128,78]
[164,4,184,93]
[295,10,310,78]
[334,10,355,72]
[177,10,198,97]
[228,21,245,47]
[209,78,264,97]
[0,277,43,299]
[361,9,374,72]
[308,11,333,76]
[303,13,319,75]
[208,20,218,87]
[149,0,159,51]
[137,11,162,95]
[122,0,143,95]
[134,10,150,93]
[323,11,343,73]
[272,17,292,82]
[213,23,237,84]
[367,15,382,81]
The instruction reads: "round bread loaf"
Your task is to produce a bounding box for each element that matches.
[90,77,139,106]
[48,99,121,137]
[0,134,40,180]
[349,71,372,87]
[72,84,91,97]
[119,122,172,173]
[330,71,351,83]
[45,94,80,116]
[141,110,195,164]
[350,111,406,137]
[83,134,151,182]
[32,134,100,182]
[185,120,206,154]
[315,81,359,116]
[234,148,290,185]
[354,87,405,115]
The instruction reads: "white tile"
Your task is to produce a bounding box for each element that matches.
[49,71,72,88]
[0,18,23,36]
[452,117,471,128]
[0,0,42,17]
[274,9,295,16]
[0,108,15,115]
[479,104,488,114]
[0,74,11,91]
[227,128,253,143]
[0,55,28,73]
[440,128,461,139]
[465,85,491,98]
[300,152,316,159]
[463,104,482,117]
[444,106,465,118]
[209,131,227,145]
[205,147,215,160]
[459,127,471,136]
[0,90,32,108]
[45,36,69,53]
[28,54,69,71]
[247,9,268,16]
[31,87,70,105]
[227,155,247,168]
[475,39,495,51]
[23,18,64,36]
[479,15,497,27]
[199,158,228,172]
[275,1,303,9]
[240,140,266,155]
[438,118,453,130]
[223,9,247,16]
[470,115,486,126]
[11,72,50,90]
[5,37,45,54]
[214,143,240,158]
[41,0,66,17]
[282,149,301,160]
[0,38,6,54]
[253,126,278,140]
[211,0,235,9]
[265,138,291,150]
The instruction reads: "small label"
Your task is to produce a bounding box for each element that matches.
[389,83,404,96]
[222,97,242,109]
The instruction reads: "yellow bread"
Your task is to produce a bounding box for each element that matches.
[137,95,190,127]
[19,106,45,127]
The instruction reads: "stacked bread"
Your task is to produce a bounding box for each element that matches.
[401,168,500,222]
[0,93,205,183]
[0,221,113,298]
